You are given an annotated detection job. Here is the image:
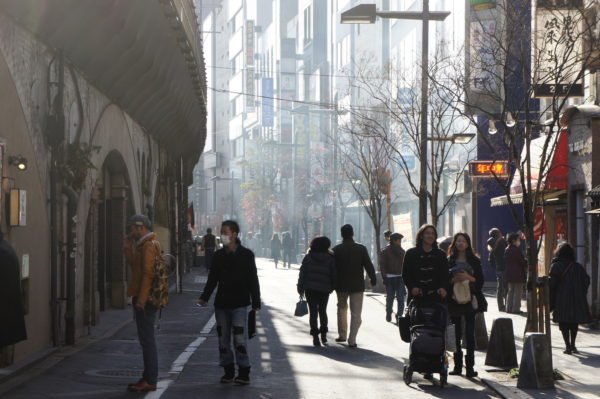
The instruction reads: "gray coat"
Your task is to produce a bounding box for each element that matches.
[549,258,591,324]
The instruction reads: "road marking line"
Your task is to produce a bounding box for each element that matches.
[145,315,215,399]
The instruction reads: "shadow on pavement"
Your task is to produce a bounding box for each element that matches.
[162,303,301,399]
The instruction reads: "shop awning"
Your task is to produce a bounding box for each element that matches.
[490,130,568,207]
[490,190,566,207]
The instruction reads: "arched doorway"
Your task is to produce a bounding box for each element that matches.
[83,151,134,327]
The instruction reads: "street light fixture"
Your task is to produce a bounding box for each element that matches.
[340,4,450,23]
[341,2,451,226]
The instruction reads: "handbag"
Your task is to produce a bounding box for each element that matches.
[248,310,256,339]
[397,315,411,343]
[294,296,308,317]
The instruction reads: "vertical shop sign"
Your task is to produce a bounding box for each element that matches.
[262,78,274,127]
[246,20,255,109]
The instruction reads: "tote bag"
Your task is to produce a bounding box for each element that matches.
[294,296,308,317]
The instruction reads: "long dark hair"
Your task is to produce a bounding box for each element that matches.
[553,242,575,261]
[415,224,438,248]
[448,232,479,263]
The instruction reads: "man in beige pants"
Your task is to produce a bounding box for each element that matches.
[332,224,377,348]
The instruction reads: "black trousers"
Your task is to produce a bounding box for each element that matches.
[305,290,330,335]
[451,312,476,370]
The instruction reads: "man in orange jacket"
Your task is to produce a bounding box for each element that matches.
[123,214,161,392]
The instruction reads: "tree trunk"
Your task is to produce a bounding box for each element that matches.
[525,221,539,333]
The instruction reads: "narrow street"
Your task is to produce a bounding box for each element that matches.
[0,259,499,399]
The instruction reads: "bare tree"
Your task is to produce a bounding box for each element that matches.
[339,112,396,257]
[429,0,600,334]
[347,57,476,229]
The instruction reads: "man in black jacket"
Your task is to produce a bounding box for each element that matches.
[332,224,376,348]
[198,220,261,385]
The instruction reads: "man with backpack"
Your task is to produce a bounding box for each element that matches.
[123,214,161,392]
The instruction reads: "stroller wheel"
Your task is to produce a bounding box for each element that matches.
[403,365,413,385]
[440,372,447,388]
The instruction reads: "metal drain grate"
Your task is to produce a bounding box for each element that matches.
[85,369,169,379]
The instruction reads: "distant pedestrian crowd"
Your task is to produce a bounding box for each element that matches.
[117,216,591,391]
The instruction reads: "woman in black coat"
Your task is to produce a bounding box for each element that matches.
[0,232,27,348]
[549,243,591,354]
[447,232,487,378]
[270,233,282,268]
[403,224,450,302]
[297,236,336,347]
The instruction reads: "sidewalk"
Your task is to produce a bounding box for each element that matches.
[478,289,600,399]
[0,266,211,398]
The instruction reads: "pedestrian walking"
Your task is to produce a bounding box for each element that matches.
[447,232,487,378]
[0,231,27,352]
[504,233,527,314]
[402,224,449,380]
[403,224,449,302]
[379,232,406,323]
[332,224,376,348]
[198,220,261,385]
[123,215,161,392]
[487,228,508,311]
[297,236,336,347]
[271,233,282,268]
[202,228,217,271]
[282,232,295,269]
[549,242,591,354]
[383,230,392,244]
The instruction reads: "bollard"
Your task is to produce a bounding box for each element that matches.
[517,333,554,389]
[485,318,518,369]
[475,312,489,350]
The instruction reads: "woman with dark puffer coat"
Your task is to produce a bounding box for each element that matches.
[297,236,336,347]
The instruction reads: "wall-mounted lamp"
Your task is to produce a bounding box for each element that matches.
[488,120,498,135]
[9,155,27,171]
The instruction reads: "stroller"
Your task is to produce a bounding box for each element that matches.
[402,297,449,387]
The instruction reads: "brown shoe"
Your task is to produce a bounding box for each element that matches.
[127,379,144,389]
[127,380,157,392]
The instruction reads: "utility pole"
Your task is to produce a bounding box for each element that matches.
[418,0,430,227]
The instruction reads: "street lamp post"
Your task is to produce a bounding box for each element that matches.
[211,171,239,220]
[341,2,451,226]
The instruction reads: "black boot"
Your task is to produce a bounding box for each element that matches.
[320,332,328,345]
[449,351,463,375]
[312,334,322,347]
[465,350,478,378]
[234,366,251,385]
[220,364,235,383]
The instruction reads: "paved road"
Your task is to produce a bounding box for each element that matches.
[1,258,499,398]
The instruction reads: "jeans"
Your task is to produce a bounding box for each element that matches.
[215,307,250,368]
[336,291,364,345]
[496,271,507,311]
[205,248,215,270]
[305,290,330,335]
[451,311,476,370]
[133,298,158,385]
[385,277,406,316]
[506,282,524,313]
